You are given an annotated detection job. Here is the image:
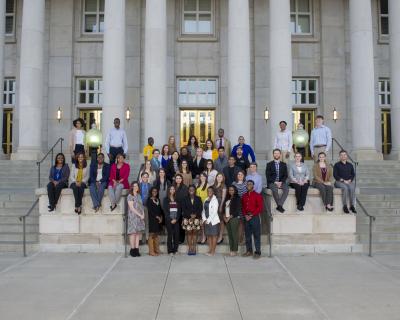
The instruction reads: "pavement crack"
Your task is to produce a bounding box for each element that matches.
[154,255,173,320]
[223,256,244,320]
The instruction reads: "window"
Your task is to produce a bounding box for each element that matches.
[77,78,103,105]
[182,0,213,35]
[379,79,390,107]
[3,78,15,106]
[290,0,312,35]
[83,0,105,34]
[5,0,15,36]
[379,0,389,36]
[292,78,318,105]
[177,78,218,106]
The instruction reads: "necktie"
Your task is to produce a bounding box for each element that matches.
[275,162,280,182]
[219,138,222,149]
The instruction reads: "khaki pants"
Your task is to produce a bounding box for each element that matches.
[313,146,328,163]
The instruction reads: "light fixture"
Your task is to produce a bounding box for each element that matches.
[333,107,338,122]
[57,107,62,123]
[125,107,131,121]
[264,107,269,121]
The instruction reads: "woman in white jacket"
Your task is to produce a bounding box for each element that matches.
[202,186,220,256]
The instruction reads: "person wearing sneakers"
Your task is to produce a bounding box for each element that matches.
[333,150,357,214]
[146,187,163,256]
[241,180,264,259]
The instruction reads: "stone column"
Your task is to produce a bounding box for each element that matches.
[269,0,292,151]
[349,0,381,160]
[102,0,126,147]
[228,0,251,144]
[0,0,6,158]
[144,0,167,148]
[12,0,45,160]
[389,0,400,159]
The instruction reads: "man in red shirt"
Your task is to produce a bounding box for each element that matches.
[241,180,264,259]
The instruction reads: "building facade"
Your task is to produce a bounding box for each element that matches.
[0,0,399,160]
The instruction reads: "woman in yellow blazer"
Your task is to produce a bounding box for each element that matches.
[312,152,334,211]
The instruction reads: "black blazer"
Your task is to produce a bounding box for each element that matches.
[175,184,189,206]
[192,157,206,178]
[181,195,203,219]
[266,161,288,185]
[89,162,110,185]
[224,196,242,218]
[165,159,180,183]
[235,156,250,172]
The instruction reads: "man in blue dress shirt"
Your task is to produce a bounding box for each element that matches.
[310,115,332,162]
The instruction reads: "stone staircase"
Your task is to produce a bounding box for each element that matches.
[355,161,400,253]
[0,160,49,252]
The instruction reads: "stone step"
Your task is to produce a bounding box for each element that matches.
[0,241,38,253]
[1,201,39,209]
[0,208,39,215]
[360,233,400,242]
[0,216,38,224]
[0,223,38,233]
[368,242,400,253]
[0,232,38,242]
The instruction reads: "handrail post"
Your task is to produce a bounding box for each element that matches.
[22,216,26,257]
[60,138,63,153]
[124,211,128,258]
[369,216,373,257]
[38,163,41,188]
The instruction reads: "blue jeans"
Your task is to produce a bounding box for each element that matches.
[89,182,107,208]
[245,215,261,254]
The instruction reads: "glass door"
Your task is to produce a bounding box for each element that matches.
[292,109,315,159]
[2,109,13,155]
[180,109,215,149]
[381,109,392,155]
[79,109,102,131]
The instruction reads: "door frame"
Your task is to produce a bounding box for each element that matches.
[292,108,316,160]
[381,109,391,155]
[2,108,13,155]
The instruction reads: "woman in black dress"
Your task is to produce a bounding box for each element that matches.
[182,185,203,255]
[163,185,182,255]
[146,187,163,256]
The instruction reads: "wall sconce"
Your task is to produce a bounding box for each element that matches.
[57,107,62,123]
[264,107,269,122]
[125,107,131,121]
[333,107,338,122]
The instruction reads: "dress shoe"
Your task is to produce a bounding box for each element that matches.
[343,206,350,214]
[350,206,357,214]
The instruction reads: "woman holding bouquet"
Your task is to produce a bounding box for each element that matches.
[182,185,203,255]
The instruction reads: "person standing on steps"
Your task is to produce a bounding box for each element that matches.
[215,128,232,156]
[47,153,70,212]
[202,187,220,256]
[68,118,86,164]
[231,136,256,163]
[127,182,145,257]
[273,120,293,162]
[266,149,289,213]
[104,118,128,163]
[223,185,242,256]
[146,187,163,256]
[241,180,264,259]
[163,185,182,256]
[182,185,203,255]
[333,150,357,214]
[143,137,154,162]
[310,115,332,162]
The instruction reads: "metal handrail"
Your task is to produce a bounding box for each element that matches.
[36,138,64,187]
[19,199,39,257]
[124,209,128,258]
[356,198,376,257]
[267,212,273,258]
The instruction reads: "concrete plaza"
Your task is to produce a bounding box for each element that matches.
[1,253,400,320]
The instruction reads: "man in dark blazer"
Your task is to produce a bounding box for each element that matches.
[89,153,111,212]
[223,156,241,187]
[266,149,289,213]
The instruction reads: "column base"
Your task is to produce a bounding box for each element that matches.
[11,147,42,161]
[352,149,383,161]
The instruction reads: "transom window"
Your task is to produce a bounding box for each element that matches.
[182,0,213,35]
[83,0,105,34]
[290,0,312,35]
[379,79,390,107]
[292,78,318,105]
[177,78,218,106]
[5,0,15,36]
[379,0,389,36]
[77,78,103,105]
[3,78,15,106]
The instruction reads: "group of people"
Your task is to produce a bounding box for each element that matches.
[46,114,357,259]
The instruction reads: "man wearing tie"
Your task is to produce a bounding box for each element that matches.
[104,118,128,163]
[150,149,161,173]
[266,149,289,213]
[215,128,232,156]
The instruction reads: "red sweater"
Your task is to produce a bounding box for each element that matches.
[241,191,263,217]
[108,163,130,189]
